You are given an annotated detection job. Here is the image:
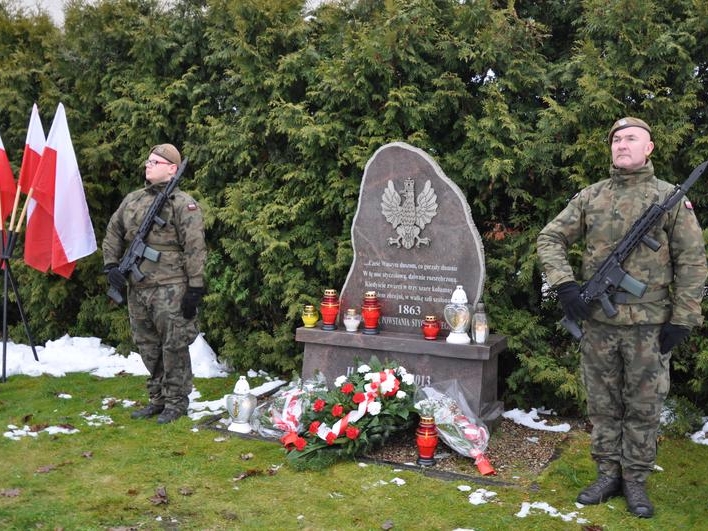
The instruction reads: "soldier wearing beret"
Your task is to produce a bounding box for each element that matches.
[103,144,207,424]
[537,118,707,518]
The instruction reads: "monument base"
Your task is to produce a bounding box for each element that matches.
[296,327,505,427]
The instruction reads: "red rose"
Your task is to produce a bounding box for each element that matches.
[309,421,321,434]
[352,392,366,404]
[345,426,360,440]
[326,432,337,445]
[313,398,326,412]
[341,382,355,394]
[331,403,344,417]
[294,437,307,451]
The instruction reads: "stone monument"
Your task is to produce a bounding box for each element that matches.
[297,142,505,424]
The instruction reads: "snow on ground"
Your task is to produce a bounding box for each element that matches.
[502,408,571,433]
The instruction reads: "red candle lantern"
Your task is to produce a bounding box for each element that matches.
[415,416,438,466]
[319,289,340,330]
[361,291,381,335]
[421,315,441,340]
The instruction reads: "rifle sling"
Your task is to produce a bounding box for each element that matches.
[611,288,669,305]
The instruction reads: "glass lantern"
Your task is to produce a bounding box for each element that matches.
[443,285,471,344]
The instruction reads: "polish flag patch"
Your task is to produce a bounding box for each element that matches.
[684,200,693,210]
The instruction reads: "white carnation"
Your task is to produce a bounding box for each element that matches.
[380,378,395,394]
[367,401,382,415]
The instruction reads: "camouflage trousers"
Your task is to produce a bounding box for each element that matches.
[128,283,198,414]
[580,320,670,482]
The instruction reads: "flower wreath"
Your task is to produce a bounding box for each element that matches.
[281,356,418,470]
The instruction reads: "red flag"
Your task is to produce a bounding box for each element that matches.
[24,103,96,278]
[0,132,16,224]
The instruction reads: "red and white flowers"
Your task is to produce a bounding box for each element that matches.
[280,356,417,470]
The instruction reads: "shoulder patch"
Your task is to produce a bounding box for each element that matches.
[684,200,693,210]
[187,202,198,211]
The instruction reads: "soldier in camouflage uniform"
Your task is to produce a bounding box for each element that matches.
[537,117,707,518]
[103,144,207,425]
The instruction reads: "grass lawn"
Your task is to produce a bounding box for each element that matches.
[1,373,706,530]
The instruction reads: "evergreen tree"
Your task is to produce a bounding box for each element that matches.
[0,0,706,412]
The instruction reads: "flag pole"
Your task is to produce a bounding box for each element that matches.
[4,187,23,259]
[7,185,22,235]
[7,187,33,254]
[0,186,39,383]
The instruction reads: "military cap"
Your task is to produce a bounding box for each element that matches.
[150,143,181,165]
[608,117,651,144]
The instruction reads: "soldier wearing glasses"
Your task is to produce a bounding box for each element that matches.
[103,144,206,424]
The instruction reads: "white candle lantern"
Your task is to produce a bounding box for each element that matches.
[443,285,471,344]
[472,303,489,344]
[224,376,257,433]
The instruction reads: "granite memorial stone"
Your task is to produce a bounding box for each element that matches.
[297,142,505,423]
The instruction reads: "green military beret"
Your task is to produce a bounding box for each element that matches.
[150,143,181,165]
[608,117,652,144]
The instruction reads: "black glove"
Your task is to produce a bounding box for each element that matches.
[104,263,126,292]
[181,286,204,319]
[556,281,591,322]
[659,322,690,354]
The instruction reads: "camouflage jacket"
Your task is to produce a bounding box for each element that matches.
[102,181,206,289]
[537,160,707,328]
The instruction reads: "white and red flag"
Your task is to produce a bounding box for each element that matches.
[13,104,46,235]
[24,103,96,278]
[18,103,45,196]
[0,132,17,225]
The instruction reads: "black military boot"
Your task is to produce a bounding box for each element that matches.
[130,403,165,419]
[576,475,622,505]
[623,480,654,518]
[156,408,185,424]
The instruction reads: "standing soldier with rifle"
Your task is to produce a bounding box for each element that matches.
[537,117,707,518]
[103,144,207,424]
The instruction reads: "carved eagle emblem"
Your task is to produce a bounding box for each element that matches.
[381,178,438,249]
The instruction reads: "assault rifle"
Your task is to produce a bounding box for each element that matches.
[561,159,708,339]
[107,158,189,305]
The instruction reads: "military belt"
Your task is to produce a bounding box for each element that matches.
[146,243,182,252]
[611,288,669,305]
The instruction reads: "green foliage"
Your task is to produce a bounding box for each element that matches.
[0,0,708,415]
[669,296,708,404]
[660,395,705,438]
